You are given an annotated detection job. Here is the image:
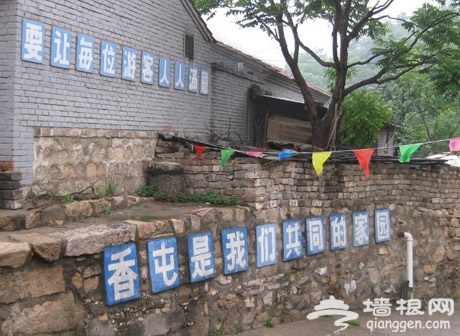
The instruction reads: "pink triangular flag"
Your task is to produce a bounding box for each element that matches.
[246,151,263,158]
[449,138,460,152]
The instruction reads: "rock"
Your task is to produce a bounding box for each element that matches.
[315,266,328,276]
[123,219,156,238]
[86,320,117,336]
[0,266,65,304]
[170,219,185,234]
[64,200,93,219]
[0,242,30,268]
[423,264,436,275]
[41,204,65,227]
[50,222,136,256]
[446,251,457,261]
[9,232,62,262]
[432,246,445,263]
[0,216,25,231]
[12,292,76,335]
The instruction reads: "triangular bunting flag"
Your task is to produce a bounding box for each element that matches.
[220,149,235,167]
[353,149,374,177]
[312,152,332,176]
[449,138,460,152]
[399,144,422,163]
[279,150,297,161]
[194,145,206,159]
[246,151,263,158]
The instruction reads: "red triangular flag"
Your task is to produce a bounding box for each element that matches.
[194,145,206,159]
[353,149,374,177]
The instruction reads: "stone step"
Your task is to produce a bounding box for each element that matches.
[0,195,145,233]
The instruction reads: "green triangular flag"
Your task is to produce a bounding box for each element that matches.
[399,144,422,163]
[220,149,235,166]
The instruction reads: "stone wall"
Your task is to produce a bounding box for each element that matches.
[32,127,158,196]
[1,144,460,335]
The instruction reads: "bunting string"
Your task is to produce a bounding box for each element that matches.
[188,137,460,177]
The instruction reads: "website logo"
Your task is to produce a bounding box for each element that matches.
[306,295,359,333]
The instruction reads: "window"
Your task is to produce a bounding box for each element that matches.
[185,34,194,60]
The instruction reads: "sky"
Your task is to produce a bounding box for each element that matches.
[204,0,430,68]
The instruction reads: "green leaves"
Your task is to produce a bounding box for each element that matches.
[339,90,393,148]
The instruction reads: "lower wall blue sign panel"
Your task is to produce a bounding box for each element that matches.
[188,232,216,283]
[104,243,140,306]
[283,220,303,261]
[306,217,326,255]
[148,238,181,293]
[222,227,248,274]
[256,223,277,267]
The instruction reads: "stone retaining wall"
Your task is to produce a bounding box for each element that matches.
[32,127,158,197]
[1,139,460,335]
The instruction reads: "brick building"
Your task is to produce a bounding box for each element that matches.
[0,0,329,197]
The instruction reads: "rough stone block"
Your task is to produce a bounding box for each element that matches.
[9,232,62,262]
[64,200,93,219]
[12,292,76,335]
[0,189,23,200]
[0,199,24,210]
[0,180,21,190]
[0,171,22,181]
[0,266,65,304]
[41,204,66,227]
[0,215,25,231]
[0,241,30,268]
[123,219,157,238]
[50,222,136,256]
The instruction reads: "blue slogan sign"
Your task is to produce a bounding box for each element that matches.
[222,228,248,274]
[147,238,180,293]
[21,19,45,64]
[256,223,277,267]
[375,209,392,243]
[104,243,140,306]
[330,214,347,250]
[306,217,326,255]
[283,220,303,261]
[353,211,370,247]
[188,232,216,283]
[51,27,72,69]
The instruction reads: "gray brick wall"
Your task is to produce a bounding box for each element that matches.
[9,0,213,183]
[0,1,17,165]
[4,0,324,187]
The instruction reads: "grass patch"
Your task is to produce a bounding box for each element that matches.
[137,186,239,206]
[345,320,360,327]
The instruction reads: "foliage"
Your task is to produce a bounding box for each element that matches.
[407,2,460,98]
[96,183,117,198]
[137,185,158,197]
[345,320,360,327]
[266,320,275,328]
[235,327,244,334]
[204,189,239,206]
[194,0,460,149]
[212,329,222,336]
[137,186,239,206]
[60,194,75,204]
[339,90,393,148]
[379,71,460,156]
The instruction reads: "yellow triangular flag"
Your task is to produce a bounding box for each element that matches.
[312,152,332,176]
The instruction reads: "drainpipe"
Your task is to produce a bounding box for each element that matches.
[398,231,414,299]
[404,232,413,290]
